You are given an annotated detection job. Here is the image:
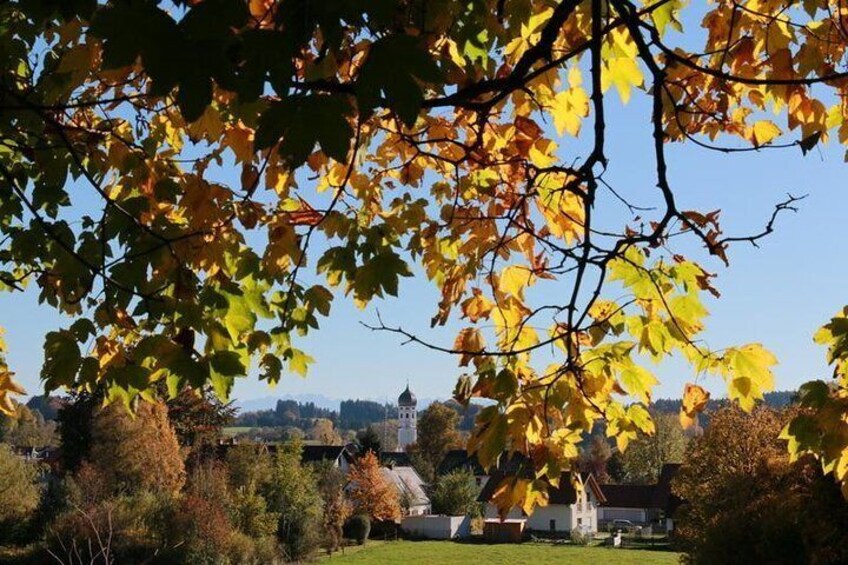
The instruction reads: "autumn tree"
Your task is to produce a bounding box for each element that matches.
[347,451,400,522]
[166,386,235,452]
[87,400,185,495]
[621,411,687,484]
[414,402,463,469]
[3,0,848,512]
[308,417,342,445]
[674,406,848,564]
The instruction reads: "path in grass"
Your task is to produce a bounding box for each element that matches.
[328,540,681,564]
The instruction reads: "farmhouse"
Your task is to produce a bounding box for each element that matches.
[381,464,431,516]
[597,463,682,531]
[300,444,357,473]
[478,471,606,535]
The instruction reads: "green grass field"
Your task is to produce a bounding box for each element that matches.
[327,540,681,564]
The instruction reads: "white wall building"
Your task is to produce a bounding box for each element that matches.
[397,384,417,450]
[401,515,471,539]
[480,472,605,535]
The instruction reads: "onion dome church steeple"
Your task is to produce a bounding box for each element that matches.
[398,384,417,407]
[397,382,417,450]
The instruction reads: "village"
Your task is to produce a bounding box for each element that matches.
[3,381,841,564]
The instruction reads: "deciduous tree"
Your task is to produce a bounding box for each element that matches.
[674,406,848,564]
[621,411,687,484]
[2,0,848,510]
[0,443,41,530]
[265,440,323,561]
[87,400,185,495]
[415,402,463,470]
[347,451,400,522]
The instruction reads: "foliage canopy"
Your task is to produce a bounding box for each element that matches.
[1,0,847,511]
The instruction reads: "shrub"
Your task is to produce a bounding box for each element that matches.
[345,514,371,545]
[430,469,478,516]
[265,440,322,561]
[570,527,591,546]
[0,443,42,543]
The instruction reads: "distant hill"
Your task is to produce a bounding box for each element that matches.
[235,394,340,412]
[651,389,797,415]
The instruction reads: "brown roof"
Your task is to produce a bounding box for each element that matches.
[653,463,682,513]
[600,484,656,509]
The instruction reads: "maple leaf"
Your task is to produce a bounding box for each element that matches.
[0,369,25,416]
[679,382,710,429]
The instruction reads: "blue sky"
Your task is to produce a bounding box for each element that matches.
[3,9,847,404]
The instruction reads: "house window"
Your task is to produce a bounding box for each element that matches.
[577,518,583,526]
[549,519,556,532]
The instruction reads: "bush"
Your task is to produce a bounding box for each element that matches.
[430,469,478,516]
[0,443,42,544]
[570,527,591,546]
[345,514,371,545]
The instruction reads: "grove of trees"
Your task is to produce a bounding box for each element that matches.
[0,0,846,517]
[674,406,848,564]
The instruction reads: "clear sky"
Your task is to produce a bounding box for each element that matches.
[3,10,847,405]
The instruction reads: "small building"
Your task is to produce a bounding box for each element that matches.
[300,444,357,473]
[401,515,471,539]
[597,484,655,523]
[597,463,682,531]
[483,519,526,543]
[478,471,606,535]
[381,465,431,516]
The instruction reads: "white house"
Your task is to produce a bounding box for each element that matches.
[300,444,357,473]
[597,463,681,531]
[382,464,431,516]
[478,472,606,535]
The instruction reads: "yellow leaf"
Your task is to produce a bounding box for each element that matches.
[552,83,589,137]
[679,382,710,429]
[461,289,494,322]
[454,328,485,367]
[0,369,25,416]
[751,120,782,146]
[602,56,643,104]
[726,343,777,410]
[499,265,535,299]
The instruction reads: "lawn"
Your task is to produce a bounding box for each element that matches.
[327,540,681,564]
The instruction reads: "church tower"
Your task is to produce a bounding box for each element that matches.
[397,383,417,450]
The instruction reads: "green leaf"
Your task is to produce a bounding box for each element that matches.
[255,95,354,165]
[357,35,443,127]
[619,364,658,404]
[352,251,412,302]
[223,293,256,343]
[260,353,283,384]
[42,330,82,390]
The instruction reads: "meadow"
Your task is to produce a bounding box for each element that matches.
[327,540,680,564]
